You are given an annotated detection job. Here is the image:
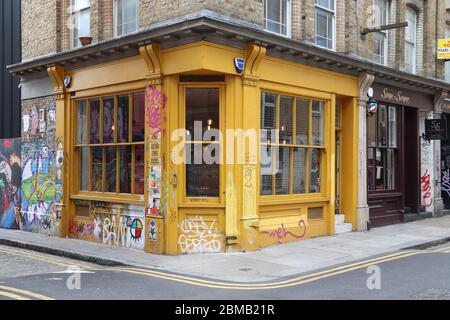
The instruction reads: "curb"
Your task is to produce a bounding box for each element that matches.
[0,237,126,267]
[402,237,450,250]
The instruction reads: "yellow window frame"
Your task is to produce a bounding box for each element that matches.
[70,90,146,204]
[259,90,328,199]
[178,83,226,206]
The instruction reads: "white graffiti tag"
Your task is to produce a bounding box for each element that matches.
[442,169,450,198]
[178,216,222,254]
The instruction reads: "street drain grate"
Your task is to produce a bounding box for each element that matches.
[239,268,252,272]
[411,289,450,300]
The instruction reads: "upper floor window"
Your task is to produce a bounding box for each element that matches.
[264,0,291,37]
[315,0,336,50]
[405,6,417,73]
[373,0,389,65]
[71,0,91,48]
[114,0,139,37]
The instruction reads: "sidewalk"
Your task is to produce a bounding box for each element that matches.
[1,216,450,283]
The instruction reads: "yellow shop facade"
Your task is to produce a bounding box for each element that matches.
[10,18,361,255]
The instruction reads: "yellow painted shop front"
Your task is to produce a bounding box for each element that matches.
[61,41,359,255]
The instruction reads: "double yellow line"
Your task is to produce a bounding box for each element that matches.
[0,246,94,270]
[0,285,54,300]
[109,249,422,290]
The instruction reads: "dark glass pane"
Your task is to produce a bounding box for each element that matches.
[103,97,114,144]
[134,145,145,195]
[119,146,132,194]
[261,92,277,143]
[309,149,322,193]
[90,99,101,144]
[186,88,220,142]
[186,144,219,197]
[375,148,385,190]
[117,95,129,143]
[293,148,307,194]
[104,147,116,193]
[368,148,375,191]
[79,147,90,191]
[76,100,87,144]
[275,147,290,195]
[367,113,377,146]
[386,148,395,190]
[132,92,145,142]
[260,146,274,195]
[91,147,103,192]
[279,96,294,144]
[296,98,310,145]
[388,106,397,147]
[378,105,387,146]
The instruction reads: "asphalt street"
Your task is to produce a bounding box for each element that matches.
[0,243,449,300]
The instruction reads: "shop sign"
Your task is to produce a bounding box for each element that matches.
[437,39,450,60]
[425,119,447,140]
[372,84,434,111]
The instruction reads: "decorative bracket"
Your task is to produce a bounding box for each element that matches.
[243,42,266,86]
[358,72,375,102]
[47,65,65,100]
[139,43,163,84]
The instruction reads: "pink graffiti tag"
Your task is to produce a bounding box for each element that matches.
[421,169,432,208]
[145,85,167,139]
[260,220,307,244]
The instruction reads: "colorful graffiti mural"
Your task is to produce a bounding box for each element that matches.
[0,139,21,230]
[20,99,61,235]
[69,202,146,250]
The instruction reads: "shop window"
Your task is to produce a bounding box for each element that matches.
[71,0,91,48]
[114,0,138,37]
[260,92,325,196]
[75,92,145,196]
[405,6,417,74]
[367,105,397,192]
[185,88,220,198]
[264,0,291,37]
[372,0,389,65]
[315,0,335,50]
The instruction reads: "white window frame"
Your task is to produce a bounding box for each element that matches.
[405,6,417,74]
[314,0,336,51]
[70,0,91,49]
[264,0,291,38]
[113,0,139,37]
[373,0,389,65]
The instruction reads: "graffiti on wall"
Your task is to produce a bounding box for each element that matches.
[178,216,223,254]
[0,139,21,230]
[69,202,146,250]
[421,169,433,208]
[442,169,450,198]
[145,85,167,220]
[260,219,307,245]
[19,99,61,235]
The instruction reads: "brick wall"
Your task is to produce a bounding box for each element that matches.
[21,0,447,80]
[22,0,58,60]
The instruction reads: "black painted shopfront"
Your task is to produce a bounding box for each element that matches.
[367,84,434,227]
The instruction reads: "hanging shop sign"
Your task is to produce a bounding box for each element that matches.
[437,39,450,60]
[425,119,447,140]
